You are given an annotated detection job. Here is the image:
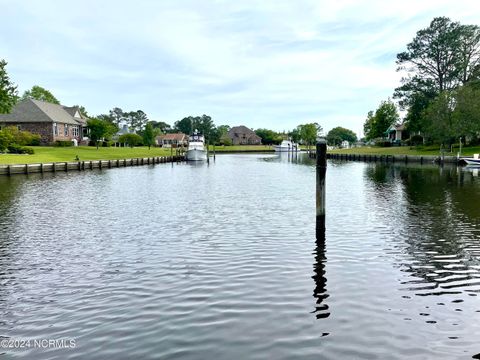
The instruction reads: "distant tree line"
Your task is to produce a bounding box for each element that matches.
[364,16,480,147]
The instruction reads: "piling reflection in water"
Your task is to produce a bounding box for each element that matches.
[313,215,329,319]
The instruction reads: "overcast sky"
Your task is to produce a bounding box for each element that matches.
[1,0,479,135]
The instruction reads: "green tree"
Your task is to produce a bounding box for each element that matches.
[395,17,480,115]
[451,82,480,142]
[87,118,116,149]
[289,127,301,143]
[195,115,215,141]
[211,124,230,145]
[150,121,171,133]
[396,17,462,95]
[456,24,480,84]
[364,100,399,140]
[142,122,155,149]
[0,128,14,152]
[423,91,455,146]
[22,85,60,104]
[127,110,149,132]
[255,128,282,145]
[0,59,18,114]
[298,123,320,150]
[174,115,215,142]
[119,133,142,148]
[326,127,358,146]
[108,107,125,126]
[174,116,194,134]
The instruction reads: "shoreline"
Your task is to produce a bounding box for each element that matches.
[0,155,184,176]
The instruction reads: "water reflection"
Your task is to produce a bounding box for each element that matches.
[364,163,480,297]
[262,151,315,166]
[313,216,329,319]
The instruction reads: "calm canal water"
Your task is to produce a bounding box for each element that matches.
[0,154,479,359]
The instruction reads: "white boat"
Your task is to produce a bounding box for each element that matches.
[186,131,207,161]
[274,140,300,152]
[461,154,480,165]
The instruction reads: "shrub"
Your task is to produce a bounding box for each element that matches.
[0,131,14,152]
[7,144,35,154]
[0,126,40,146]
[55,140,73,147]
[409,135,423,146]
[27,134,41,146]
[374,138,392,147]
[118,133,142,148]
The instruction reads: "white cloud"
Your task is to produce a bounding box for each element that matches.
[1,0,480,134]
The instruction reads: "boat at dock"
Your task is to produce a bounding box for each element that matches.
[274,140,300,152]
[460,154,480,166]
[185,131,207,161]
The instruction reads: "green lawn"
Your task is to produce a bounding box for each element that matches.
[329,145,480,157]
[0,146,174,164]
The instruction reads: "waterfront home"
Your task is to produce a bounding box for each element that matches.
[156,133,187,148]
[228,126,262,145]
[386,123,406,143]
[0,99,88,144]
[341,140,350,149]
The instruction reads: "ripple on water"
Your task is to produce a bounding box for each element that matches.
[0,157,479,359]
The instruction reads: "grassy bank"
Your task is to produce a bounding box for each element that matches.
[0,146,174,164]
[329,145,480,157]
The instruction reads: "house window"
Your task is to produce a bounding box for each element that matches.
[17,125,21,131]
[64,124,69,136]
[53,123,58,136]
[72,126,79,137]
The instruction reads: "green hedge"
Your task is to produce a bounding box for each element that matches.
[55,140,73,147]
[7,144,35,154]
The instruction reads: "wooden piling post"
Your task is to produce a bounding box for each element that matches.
[316,139,327,228]
[7,165,11,176]
[25,164,29,175]
[65,162,68,172]
[41,163,44,173]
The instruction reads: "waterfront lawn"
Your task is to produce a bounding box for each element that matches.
[0,146,173,164]
[329,145,480,157]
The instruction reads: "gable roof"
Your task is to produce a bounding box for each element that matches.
[157,133,187,141]
[228,125,259,138]
[0,99,87,126]
[387,123,405,132]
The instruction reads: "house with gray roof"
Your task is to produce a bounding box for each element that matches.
[0,99,88,144]
[228,125,262,145]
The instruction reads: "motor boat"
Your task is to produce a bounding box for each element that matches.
[460,154,480,165]
[186,131,207,161]
[274,140,300,152]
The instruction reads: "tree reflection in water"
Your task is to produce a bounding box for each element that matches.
[364,163,480,297]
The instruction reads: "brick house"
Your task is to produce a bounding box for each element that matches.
[155,133,188,148]
[228,125,262,145]
[0,99,88,144]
